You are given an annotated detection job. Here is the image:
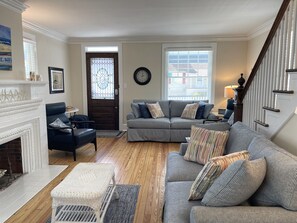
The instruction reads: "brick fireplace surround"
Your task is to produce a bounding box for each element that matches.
[0,80,67,222]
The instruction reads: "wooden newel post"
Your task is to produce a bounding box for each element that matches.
[234,73,245,122]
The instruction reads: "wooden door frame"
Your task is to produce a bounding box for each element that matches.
[86,52,119,130]
[80,43,124,130]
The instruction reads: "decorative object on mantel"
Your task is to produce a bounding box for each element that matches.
[48,67,64,94]
[29,71,41,81]
[0,24,12,71]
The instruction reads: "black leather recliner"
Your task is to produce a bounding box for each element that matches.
[45,102,97,161]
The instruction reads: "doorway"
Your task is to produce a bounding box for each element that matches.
[86,53,119,130]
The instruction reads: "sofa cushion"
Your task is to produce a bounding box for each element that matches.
[170,100,195,117]
[181,103,199,119]
[170,117,204,129]
[188,150,250,200]
[133,100,170,117]
[199,102,214,119]
[147,102,165,119]
[184,126,229,164]
[164,181,202,223]
[131,102,142,118]
[127,118,170,129]
[202,158,266,207]
[166,152,204,182]
[225,121,260,154]
[248,137,297,211]
[138,104,152,118]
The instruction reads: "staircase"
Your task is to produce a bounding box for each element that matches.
[238,0,297,138]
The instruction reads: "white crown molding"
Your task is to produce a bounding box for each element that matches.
[22,19,68,43]
[0,0,27,13]
[247,18,274,40]
[68,34,249,44]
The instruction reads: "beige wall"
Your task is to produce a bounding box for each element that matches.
[0,5,25,79]
[69,44,84,111]
[215,41,247,110]
[122,43,162,121]
[246,31,269,75]
[272,114,297,156]
[68,41,248,127]
[23,28,71,105]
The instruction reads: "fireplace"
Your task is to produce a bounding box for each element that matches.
[0,80,67,222]
[0,138,23,190]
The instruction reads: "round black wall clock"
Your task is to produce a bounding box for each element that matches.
[133,67,151,85]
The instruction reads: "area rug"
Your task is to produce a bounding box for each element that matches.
[96,130,125,138]
[46,184,140,223]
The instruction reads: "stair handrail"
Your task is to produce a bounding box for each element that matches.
[242,0,291,98]
[234,0,292,122]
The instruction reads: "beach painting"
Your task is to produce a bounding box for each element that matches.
[0,24,12,70]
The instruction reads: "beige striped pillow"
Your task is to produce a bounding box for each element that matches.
[184,126,229,164]
[188,150,250,200]
[181,103,199,119]
[147,102,165,119]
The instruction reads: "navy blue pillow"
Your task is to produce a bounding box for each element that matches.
[138,104,152,118]
[195,104,205,119]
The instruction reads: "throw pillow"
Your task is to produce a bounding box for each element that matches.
[181,103,199,120]
[147,102,165,119]
[138,104,152,118]
[199,102,214,119]
[195,104,205,119]
[201,158,266,206]
[131,102,141,118]
[248,137,297,211]
[49,118,71,133]
[188,150,250,200]
[184,126,229,164]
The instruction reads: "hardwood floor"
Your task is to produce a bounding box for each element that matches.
[6,133,179,223]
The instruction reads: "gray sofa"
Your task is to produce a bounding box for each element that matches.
[164,121,297,223]
[126,100,214,142]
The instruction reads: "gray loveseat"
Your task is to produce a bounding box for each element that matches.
[164,121,297,223]
[126,100,214,142]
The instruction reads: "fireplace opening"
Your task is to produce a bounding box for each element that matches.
[0,137,23,191]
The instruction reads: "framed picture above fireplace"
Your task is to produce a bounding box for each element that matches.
[48,67,64,94]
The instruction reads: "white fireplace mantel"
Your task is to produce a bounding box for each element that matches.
[0,80,49,172]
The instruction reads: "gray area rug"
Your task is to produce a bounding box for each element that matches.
[46,184,140,223]
[96,130,125,138]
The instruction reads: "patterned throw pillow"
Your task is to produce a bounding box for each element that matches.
[147,102,165,119]
[202,158,266,206]
[188,150,250,200]
[184,126,229,164]
[49,118,71,133]
[181,103,199,119]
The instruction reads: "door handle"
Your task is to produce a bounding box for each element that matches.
[115,89,119,95]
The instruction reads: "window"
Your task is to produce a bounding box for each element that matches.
[162,43,216,102]
[23,33,38,80]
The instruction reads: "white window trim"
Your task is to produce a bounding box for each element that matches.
[80,42,124,130]
[23,32,38,79]
[162,42,217,103]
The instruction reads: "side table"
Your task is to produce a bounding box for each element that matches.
[51,163,119,223]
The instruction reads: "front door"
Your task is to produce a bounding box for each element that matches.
[86,53,119,130]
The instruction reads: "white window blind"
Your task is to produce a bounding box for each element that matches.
[162,43,216,102]
[23,35,38,80]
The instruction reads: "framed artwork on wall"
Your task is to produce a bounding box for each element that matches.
[48,67,64,94]
[0,24,12,70]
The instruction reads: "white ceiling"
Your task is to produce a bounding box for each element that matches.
[21,0,283,39]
